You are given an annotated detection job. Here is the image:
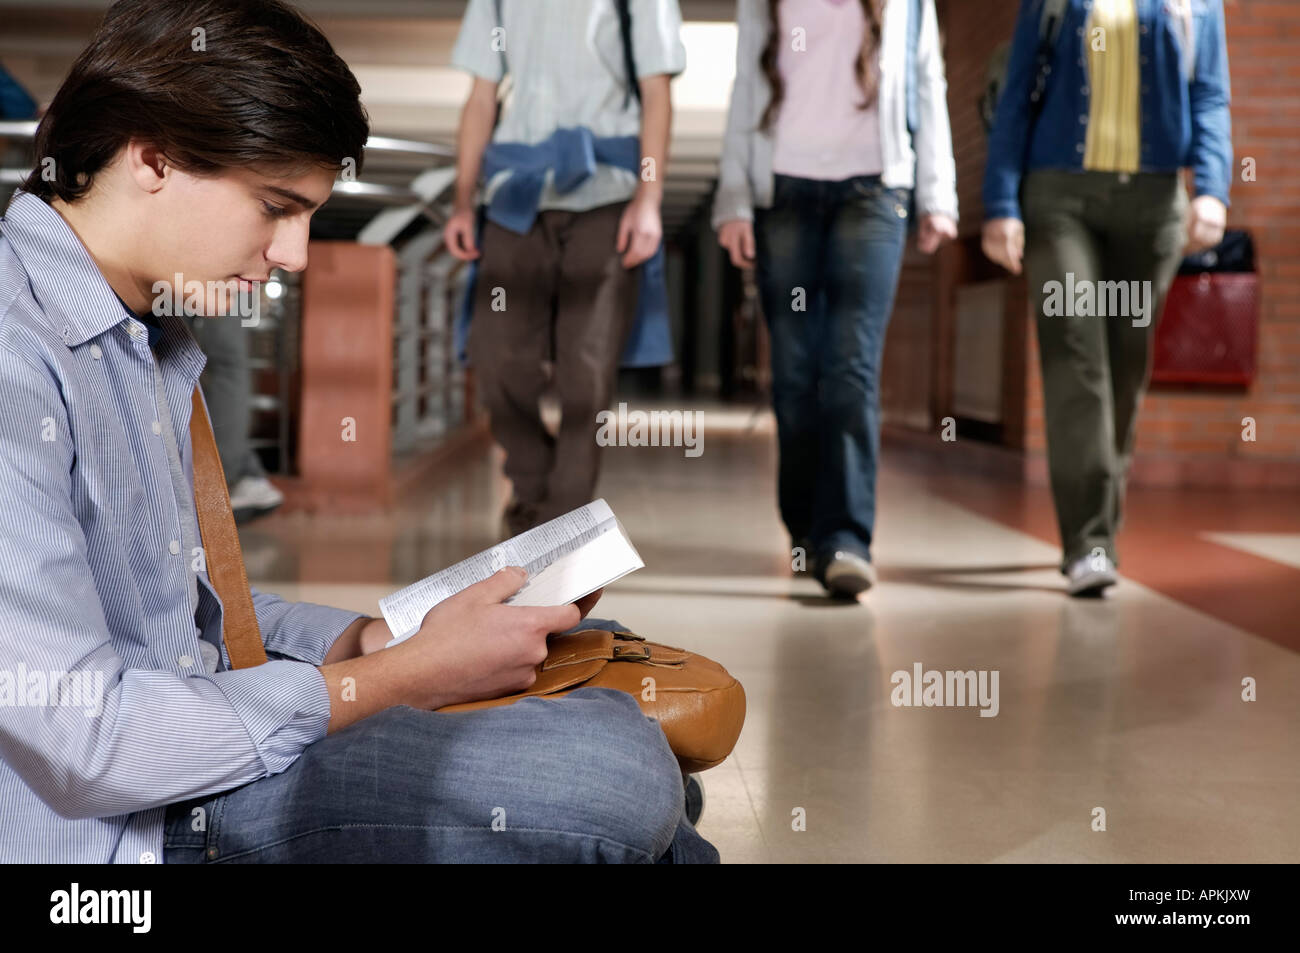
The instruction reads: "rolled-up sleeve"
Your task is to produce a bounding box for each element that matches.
[0,346,330,821]
[251,587,369,666]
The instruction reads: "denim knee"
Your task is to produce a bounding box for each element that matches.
[822,377,876,435]
[543,688,685,860]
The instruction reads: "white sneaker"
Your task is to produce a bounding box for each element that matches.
[822,551,877,598]
[1066,552,1118,596]
[229,475,284,513]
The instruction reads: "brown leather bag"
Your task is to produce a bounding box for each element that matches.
[439,628,746,773]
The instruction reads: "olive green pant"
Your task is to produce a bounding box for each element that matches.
[1022,170,1188,570]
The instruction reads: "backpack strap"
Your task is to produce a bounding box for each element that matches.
[1029,0,1070,118]
[905,0,921,137]
[491,0,511,128]
[616,0,641,110]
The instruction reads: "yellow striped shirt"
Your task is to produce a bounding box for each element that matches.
[1084,0,1142,173]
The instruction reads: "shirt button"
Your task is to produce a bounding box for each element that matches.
[1079,115,1087,124]
[152,420,162,435]
[1077,143,1086,153]
[89,344,102,360]
[169,539,181,555]
[1140,56,1149,65]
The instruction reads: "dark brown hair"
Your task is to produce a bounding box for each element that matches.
[22,0,370,203]
[759,0,883,133]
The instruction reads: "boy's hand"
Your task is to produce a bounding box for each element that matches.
[392,567,581,709]
[982,217,1025,275]
[573,587,603,620]
[1185,195,1227,255]
[616,195,661,269]
[444,206,480,261]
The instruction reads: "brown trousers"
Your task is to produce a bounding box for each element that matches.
[468,201,638,525]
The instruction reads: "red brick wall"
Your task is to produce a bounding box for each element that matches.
[884,0,1300,487]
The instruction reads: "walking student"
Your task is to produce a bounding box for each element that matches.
[713,0,959,598]
[982,0,1231,595]
[444,0,685,536]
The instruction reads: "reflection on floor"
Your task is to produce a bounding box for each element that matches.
[243,407,1300,863]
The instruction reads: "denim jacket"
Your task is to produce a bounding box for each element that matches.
[712,0,959,229]
[983,0,1232,222]
[455,127,672,369]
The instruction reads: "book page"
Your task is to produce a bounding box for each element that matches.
[379,499,642,645]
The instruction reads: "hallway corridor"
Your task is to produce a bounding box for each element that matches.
[241,405,1300,864]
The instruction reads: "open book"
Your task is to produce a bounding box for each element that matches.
[380,499,644,647]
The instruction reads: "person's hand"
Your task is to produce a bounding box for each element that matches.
[391,567,581,709]
[573,587,603,620]
[918,213,958,255]
[717,219,756,270]
[1185,195,1227,256]
[444,206,480,261]
[616,195,662,268]
[982,217,1025,275]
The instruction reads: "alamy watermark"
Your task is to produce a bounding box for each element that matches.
[152,273,261,327]
[595,402,704,457]
[50,883,150,933]
[890,663,1000,717]
[0,664,105,718]
[1042,273,1154,328]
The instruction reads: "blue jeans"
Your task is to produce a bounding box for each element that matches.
[163,620,719,863]
[753,173,909,567]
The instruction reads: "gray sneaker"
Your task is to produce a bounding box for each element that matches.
[1066,552,1118,596]
[822,551,876,598]
[684,773,704,826]
[230,475,284,524]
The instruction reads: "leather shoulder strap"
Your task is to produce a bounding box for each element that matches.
[190,385,267,669]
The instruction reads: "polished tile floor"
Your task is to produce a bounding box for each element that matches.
[244,406,1300,863]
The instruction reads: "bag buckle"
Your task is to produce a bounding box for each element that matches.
[611,642,652,662]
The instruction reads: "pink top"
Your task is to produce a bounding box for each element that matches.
[770,0,885,181]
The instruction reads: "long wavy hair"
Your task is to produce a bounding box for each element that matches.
[759,0,884,133]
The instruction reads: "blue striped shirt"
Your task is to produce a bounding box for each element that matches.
[0,190,367,863]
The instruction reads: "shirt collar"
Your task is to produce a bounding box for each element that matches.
[112,292,165,350]
[1,189,206,380]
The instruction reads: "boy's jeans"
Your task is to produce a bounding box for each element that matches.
[163,620,719,863]
[753,173,910,567]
